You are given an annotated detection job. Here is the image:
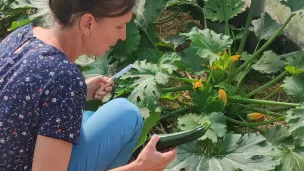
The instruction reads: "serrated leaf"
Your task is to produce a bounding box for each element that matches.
[204,0,245,22]
[282,75,304,102]
[182,27,233,65]
[158,52,181,74]
[121,60,168,104]
[274,144,304,171]
[281,0,304,13]
[286,106,304,139]
[252,12,282,40]
[193,88,215,112]
[265,125,292,145]
[11,0,54,28]
[167,33,187,49]
[178,113,227,143]
[134,112,160,152]
[181,47,205,75]
[113,21,140,54]
[285,51,304,70]
[82,51,115,78]
[135,48,162,63]
[252,51,285,74]
[165,134,278,171]
[135,0,164,28]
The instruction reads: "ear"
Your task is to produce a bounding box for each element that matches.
[79,14,96,35]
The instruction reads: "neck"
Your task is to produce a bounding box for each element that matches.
[35,23,85,63]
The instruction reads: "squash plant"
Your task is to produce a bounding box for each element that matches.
[5,0,304,170]
[115,0,304,170]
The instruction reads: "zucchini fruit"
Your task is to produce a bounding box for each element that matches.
[156,120,211,151]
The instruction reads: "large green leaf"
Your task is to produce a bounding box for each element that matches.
[181,47,205,75]
[75,55,96,67]
[178,113,227,143]
[266,0,304,47]
[135,48,162,63]
[121,60,168,103]
[81,51,115,78]
[284,51,304,74]
[135,0,164,28]
[182,27,233,65]
[252,12,282,41]
[274,144,304,171]
[286,106,304,139]
[113,21,141,54]
[134,112,160,152]
[281,0,304,13]
[265,125,292,145]
[158,52,181,74]
[282,75,304,102]
[11,0,53,28]
[165,134,278,171]
[252,51,285,74]
[204,0,245,22]
[121,53,179,104]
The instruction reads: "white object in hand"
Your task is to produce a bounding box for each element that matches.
[98,64,133,91]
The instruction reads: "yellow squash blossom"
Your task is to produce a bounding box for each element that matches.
[231,55,241,62]
[247,113,266,121]
[193,78,203,89]
[218,89,227,105]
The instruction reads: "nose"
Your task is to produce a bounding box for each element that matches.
[119,26,127,41]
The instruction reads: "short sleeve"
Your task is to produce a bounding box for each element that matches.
[38,71,87,145]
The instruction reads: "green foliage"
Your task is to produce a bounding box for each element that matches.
[166,134,278,171]
[178,113,227,143]
[182,27,233,65]
[3,0,304,170]
[204,0,245,22]
[252,51,285,74]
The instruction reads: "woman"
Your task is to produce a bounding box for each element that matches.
[0,0,177,170]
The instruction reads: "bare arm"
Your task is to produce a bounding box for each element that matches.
[32,135,72,171]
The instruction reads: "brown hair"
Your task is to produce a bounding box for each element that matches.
[49,0,136,27]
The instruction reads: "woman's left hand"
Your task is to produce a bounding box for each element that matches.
[85,75,114,101]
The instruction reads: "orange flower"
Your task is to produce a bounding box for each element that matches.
[193,78,203,89]
[218,89,227,105]
[247,113,266,121]
[231,55,241,62]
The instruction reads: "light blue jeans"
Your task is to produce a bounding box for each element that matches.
[67,98,143,171]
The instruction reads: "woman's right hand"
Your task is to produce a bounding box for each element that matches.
[134,135,178,171]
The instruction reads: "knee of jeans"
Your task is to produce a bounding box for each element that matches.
[111,98,143,130]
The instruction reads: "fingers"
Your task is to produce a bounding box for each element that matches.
[94,94,104,100]
[161,148,178,163]
[147,135,160,149]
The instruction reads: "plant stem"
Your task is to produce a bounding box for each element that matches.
[263,87,282,100]
[238,104,282,117]
[232,13,296,78]
[246,71,288,98]
[268,107,291,112]
[203,8,208,29]
[253,40,261,54]
[236,62,252,90]
[207,140,211,155]
[169,76,199,83]
[206,69,214,84]
[160,107,194,121]
[237,0,256,54]
[229,96,300,107]
[226,116,285,127]
[153,7,181,25]
[162,85,193,93]
[142,29,158,49]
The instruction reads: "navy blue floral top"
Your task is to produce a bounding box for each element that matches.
[0,24,87,170]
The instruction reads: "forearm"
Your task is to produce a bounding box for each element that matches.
[109,161,143,171]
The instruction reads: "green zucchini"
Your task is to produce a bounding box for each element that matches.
[156,120,212,151]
